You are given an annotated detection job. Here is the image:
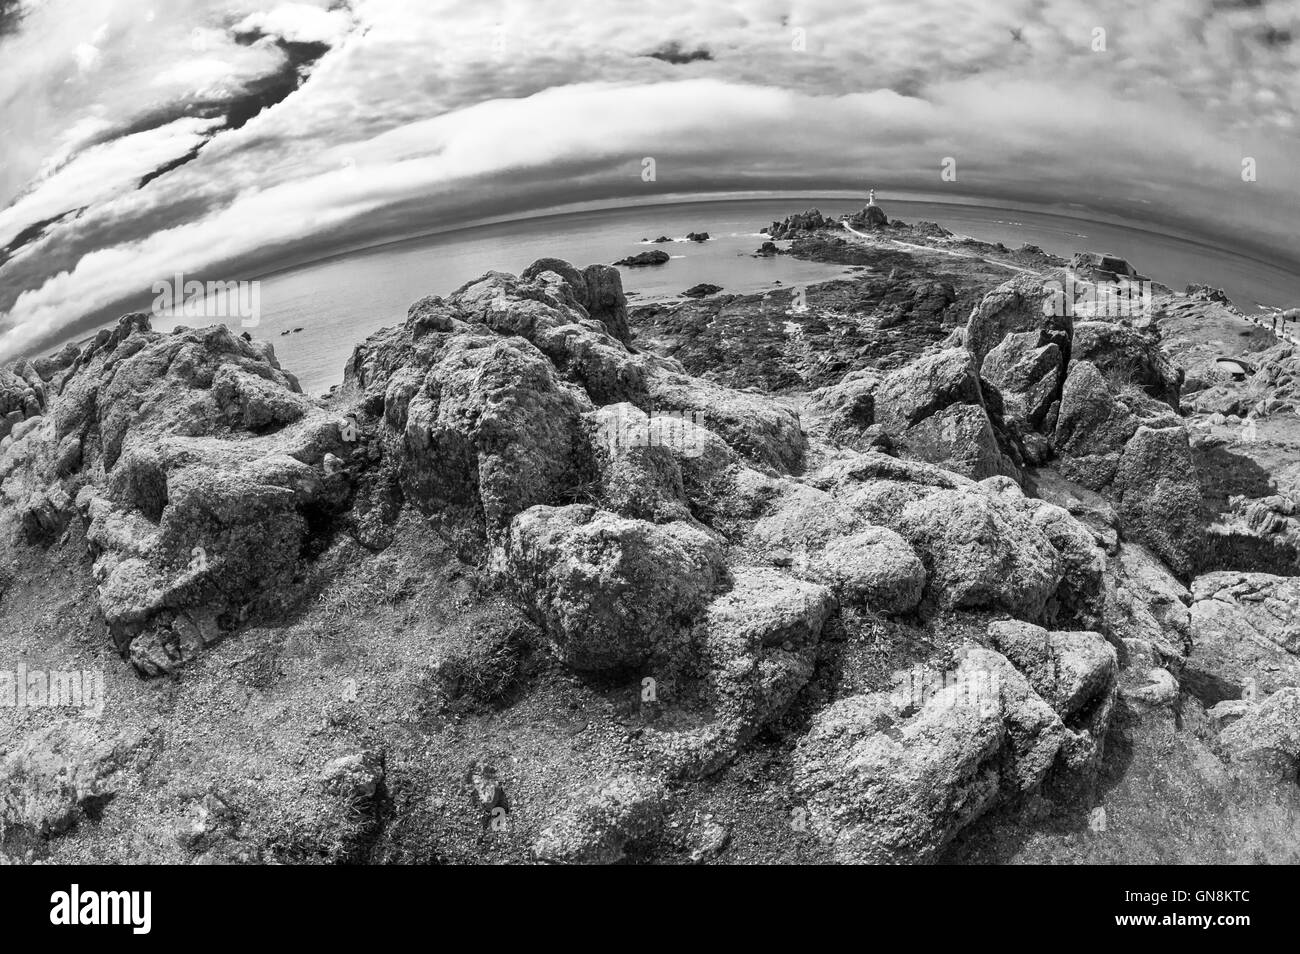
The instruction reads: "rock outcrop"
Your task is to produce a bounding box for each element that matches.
[1,723,153,841]
[808,348,1016,480]
[1183,572,1300,705]
[764,209,834,240]
[506,505,725,670]
[614,250,669,267]
[794,646,1065,864]
[3,225,1296,867]
[0,361,46,443]
[1,315,352,675]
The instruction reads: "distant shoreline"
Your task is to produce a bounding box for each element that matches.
[13,194,1300,369]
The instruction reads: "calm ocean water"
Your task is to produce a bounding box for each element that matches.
[168,197,1300,396]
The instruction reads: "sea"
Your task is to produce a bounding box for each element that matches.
[162,195,1300,396]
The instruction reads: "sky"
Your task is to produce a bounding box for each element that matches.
[1,0,1300,360]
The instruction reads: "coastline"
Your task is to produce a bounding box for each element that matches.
[11,195,1300,378]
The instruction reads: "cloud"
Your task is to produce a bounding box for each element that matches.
[233,2,355,45]
[2,0,1300,360]
[0,116,225,250]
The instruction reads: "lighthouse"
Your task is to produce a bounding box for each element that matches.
[855,188,888,229]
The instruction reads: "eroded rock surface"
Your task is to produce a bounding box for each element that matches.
[1,233,1297,866]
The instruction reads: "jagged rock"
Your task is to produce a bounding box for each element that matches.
[1053,363,1129,483]
[651,568,835,776]
[795,685,998,864]
[212,364,311,430]
[965,273,1068,372]
[811,527,925,613]
[987,620,1118,775]
[20,486,73,544]
[1107,542,1192,662]
[804,368,882,450]
[1186,284,1231,305]
[456,267,645,404]
[1004,487,1108,629]
[532,321,649,406]
[1184,572,1300,705]
[30,342,80,382]
[1243,343,1300,409]
[980,331,1063,431]
[894,402,1007,480]
[1124,667,1179,711]
[403,294,458,335]
[582,264,632,345]
[519,257,588,298]
[1071,321,1182,409]
[650,413,739,511]
[1207,698,1251,730]
[585,402,737,523]
[857,204,888,228]
[843,201,889,230]
[386,334,590,530]
[869,348,1010,478]
[765,209,833,240]
[1191,572,1300,653]
[748,480,861,559]
[1029,466,1120,547]
[810,449,973,500]
[794,646,1063,864]
[1,723,151,841]
[106,457,325,659]
[532,775,667,864]
[505,505,725,670]
[0,363,45,442]
[346,262,793,542]
[450,270,565,329]
[893,486,1063,620]
[10,219,1300,867]
[683,283,723,298]
[645,368,804,473]
[1218,688,1300,781]
[584,404,691,523]
[1111,425,1203,578]
[874,348,984,433]
[614,250,670,267]
[804,456,1103,627]
[2,316,351,674]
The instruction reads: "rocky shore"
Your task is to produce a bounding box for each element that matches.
[1,207,1298,864]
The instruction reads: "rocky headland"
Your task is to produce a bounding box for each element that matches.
[1,206,1298,864]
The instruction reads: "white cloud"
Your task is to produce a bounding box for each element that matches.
[3,0,1300,359]
[233,3,354,45]
[72,42,101,73]
[0,116,225,248]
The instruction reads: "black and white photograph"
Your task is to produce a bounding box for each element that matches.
[0,0,1295,906]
